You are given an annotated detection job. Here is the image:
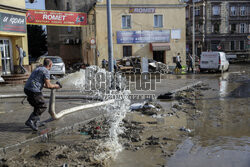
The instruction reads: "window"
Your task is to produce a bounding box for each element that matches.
[154,15,163,28]
[212,23,220,33]
[230,6,236,16]
[240,41,245,50]
[240,6,246,16]
[66,2,70,11]
[195,24,202,32]
[231,41,235,50]
[212,5,220,16]
[230,24,236,34]
[123,46,132,57]
[211,41,220,51]
[67,27,71,33]
[240,23,246,33]
[195,7,200,16]
[122,15,131,29]
[186,8,189,19]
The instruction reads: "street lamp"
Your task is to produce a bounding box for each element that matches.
[106,0,114,72]
[192,0,196,73]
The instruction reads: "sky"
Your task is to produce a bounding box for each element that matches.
[25,0,45,10]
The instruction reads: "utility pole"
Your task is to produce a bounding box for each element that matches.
[107,0,114,72]
[192,0,196,73]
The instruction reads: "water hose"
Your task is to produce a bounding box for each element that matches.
[0,94,103,101]
[48,89,115,120]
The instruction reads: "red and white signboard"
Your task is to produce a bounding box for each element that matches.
[26,9,87,27]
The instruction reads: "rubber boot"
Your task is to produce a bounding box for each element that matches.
[34,117,46,127]
[25,113,39,131]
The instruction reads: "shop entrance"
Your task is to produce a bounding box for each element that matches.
[0,38,13,75]
[153,51,165,63]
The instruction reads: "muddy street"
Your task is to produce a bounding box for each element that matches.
[0,64,249,167]
[166,64,250,167]
[111,64,250,167]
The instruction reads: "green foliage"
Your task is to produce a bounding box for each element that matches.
[27,25,47,59]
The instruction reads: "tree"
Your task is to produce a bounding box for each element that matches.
[27,25,47,59]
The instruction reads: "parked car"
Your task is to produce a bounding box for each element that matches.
[199,52,229,72]
[32,56,66,76]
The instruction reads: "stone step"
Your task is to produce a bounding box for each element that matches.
[1,74,30,85]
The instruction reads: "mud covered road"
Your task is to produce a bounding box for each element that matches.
[0,64,249,167]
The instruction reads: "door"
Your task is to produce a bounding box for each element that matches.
[0,39,13,75]
[153,51,165,63]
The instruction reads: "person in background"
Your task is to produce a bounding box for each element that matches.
[176,53,182,70]
[102,59,107,69]
[24,59,62,131]
[187,53,194,73]
[113,58,117,72]
[16,45,26,74]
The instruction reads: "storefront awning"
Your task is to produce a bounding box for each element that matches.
[150,43,170,51]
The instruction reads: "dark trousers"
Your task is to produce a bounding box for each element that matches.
[24,89,47,116]
[188,62,193,72]
[176,62,182,69]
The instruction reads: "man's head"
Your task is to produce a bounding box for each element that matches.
[43,58,53,70]
[16,45,19,49]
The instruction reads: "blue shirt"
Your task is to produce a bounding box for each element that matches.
[24,66,50,92]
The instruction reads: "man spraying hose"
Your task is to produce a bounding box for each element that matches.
[24,59,62,131]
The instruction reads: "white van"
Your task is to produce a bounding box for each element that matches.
[199,52,229,72]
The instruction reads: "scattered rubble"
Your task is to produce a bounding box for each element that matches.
[0,82,210,167]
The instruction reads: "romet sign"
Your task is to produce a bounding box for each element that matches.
[42,14,66,21]
[26,9,87,27]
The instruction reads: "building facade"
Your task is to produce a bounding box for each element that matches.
[45,0,96,67]
[186,0,250,60]
[0,0,29,76]
[83,0,187,67]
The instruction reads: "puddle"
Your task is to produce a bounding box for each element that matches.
[167,65,250,167]
[167,137,250,167]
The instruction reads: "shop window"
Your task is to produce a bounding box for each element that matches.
[230,6,237,16]
[231,41,235,50]
[240,6,246,16]
[240,41,245,50]
[123,46,132,57]
[122,15,131,29]
[154,15,163,28]
[212,5,220,16]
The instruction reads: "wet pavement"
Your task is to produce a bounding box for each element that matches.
[108,64,250,167]
[0,64,249,167]
[166,64,250,167]
[0,71,200,154]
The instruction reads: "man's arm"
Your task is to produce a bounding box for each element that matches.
[44,79,60,89]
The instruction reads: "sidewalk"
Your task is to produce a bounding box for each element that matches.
[0,74,201,155]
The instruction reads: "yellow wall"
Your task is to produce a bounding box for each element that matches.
[0,0,26,9]
[0,6,29,72]
[91,0,186,66]
[98,0,180,5]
